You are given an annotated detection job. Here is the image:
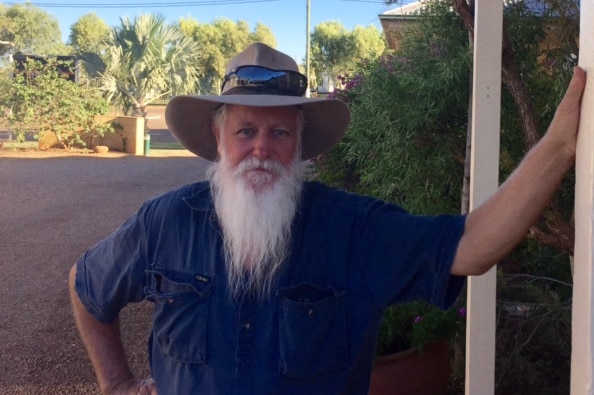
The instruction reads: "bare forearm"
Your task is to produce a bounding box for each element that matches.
[69,266,134,394]
[451,67,586,275]
[452,134,573,275]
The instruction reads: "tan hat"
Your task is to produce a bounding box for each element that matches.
[165,42,351,161]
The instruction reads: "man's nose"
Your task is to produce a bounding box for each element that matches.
[253,131,272,160]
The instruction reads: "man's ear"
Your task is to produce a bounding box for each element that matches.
[212,123,220,143]
[212,124,223,160]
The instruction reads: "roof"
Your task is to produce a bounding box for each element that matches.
[382,0,426,17]
[380,0,578,18]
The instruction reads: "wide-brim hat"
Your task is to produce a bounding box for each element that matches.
[165,42,351,161]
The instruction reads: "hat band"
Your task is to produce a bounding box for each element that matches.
[221,86,303,96]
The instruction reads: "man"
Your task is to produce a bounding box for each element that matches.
[69,43,586,395]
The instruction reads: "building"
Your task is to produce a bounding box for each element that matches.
[13,53,78,83]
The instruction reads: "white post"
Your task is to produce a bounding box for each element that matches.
[465,0,502,393]
[571,0,594,392]
[305,0,311,98]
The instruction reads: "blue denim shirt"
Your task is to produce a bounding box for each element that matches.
[76,181,466,395]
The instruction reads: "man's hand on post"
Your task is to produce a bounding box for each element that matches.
[542,66,586,158]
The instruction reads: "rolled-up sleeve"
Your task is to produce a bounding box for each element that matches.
[357,199,466,310]
[75,206,150,323]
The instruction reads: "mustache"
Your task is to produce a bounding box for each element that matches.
[235,157,286,176]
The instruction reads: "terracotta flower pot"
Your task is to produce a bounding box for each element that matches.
[93,145,109,154]
[368,341,450,395]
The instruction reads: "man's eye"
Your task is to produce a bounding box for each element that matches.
[273,129,289,138]
[237,129,255,137]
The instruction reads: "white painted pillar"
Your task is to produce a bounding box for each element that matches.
[465,0,502,393]
[571,0,594,392]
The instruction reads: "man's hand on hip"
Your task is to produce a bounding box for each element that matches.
[107,377,157,395]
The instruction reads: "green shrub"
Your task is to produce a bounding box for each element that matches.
[0,58,115,148]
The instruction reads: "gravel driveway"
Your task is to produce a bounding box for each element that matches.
[0,149,209,394]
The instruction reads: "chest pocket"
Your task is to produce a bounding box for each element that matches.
[277,283,349,378]
[145,269,212,364]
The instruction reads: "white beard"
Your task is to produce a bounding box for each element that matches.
[207,153,307,300]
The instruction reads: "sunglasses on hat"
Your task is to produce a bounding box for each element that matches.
[221,65,308,97]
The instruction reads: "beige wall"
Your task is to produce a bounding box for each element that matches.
[379,18,418,52]
[92,115,145,155]
[145,104,167,130]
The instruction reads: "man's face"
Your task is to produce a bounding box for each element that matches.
[213,104,300,172]
[208,104,306,299]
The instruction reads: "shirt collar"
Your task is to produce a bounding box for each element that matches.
[183,182,214,212]
[182,180,310,215]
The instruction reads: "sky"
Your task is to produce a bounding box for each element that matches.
[5,0,404,62]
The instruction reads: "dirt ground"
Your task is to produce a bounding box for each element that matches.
[0,148,209,394]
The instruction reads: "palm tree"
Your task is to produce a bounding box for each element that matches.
[82,13,202,117]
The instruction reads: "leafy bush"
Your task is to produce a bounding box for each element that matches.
[320,2,470,215]
[376,300,466,356]
[0,57,115,148]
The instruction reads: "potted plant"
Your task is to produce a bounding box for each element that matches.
[369,300,466,395]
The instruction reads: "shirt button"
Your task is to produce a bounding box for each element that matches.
[243,322,251,330]
[307,309,314,316]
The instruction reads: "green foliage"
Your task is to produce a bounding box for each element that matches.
[351,25,387,64]
[0,2,68,56]
[310,21,386,90]
[179,17,276,94]
[68,12,111,54]
[319,2,470,215]
[81,13,202,116]
[251,22,277,48]
[0,58,114,148]
[311,21,351,85]
[376,300,466,356]
[0,66,11,93]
